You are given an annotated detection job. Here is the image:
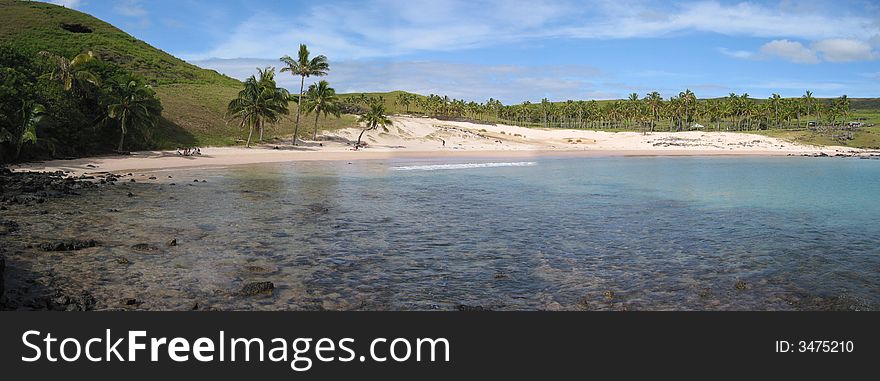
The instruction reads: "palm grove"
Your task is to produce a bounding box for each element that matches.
[0,45,162,162]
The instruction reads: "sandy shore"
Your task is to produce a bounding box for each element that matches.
[13,115,867,176]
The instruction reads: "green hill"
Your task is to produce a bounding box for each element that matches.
[0,0,357,148]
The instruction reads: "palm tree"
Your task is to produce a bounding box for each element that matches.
[37,51,98,94]
[106,78,161,152]
[280,44,329,145]
[303,80,340,140]
[396,93,413,114]
[355,103,392,149]
[644,92,663,132]
[226,68,289,148]
[0,101,44,160]
[769,93,782,129]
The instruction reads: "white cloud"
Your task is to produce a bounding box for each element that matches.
[190,58,606,103]
[812,39,879,62]
[725,38,879,64]
[759,40,819,64]
[47,0,80,8]
[114,0,147,17]
[182,0,880,61]
[718,47,753,59]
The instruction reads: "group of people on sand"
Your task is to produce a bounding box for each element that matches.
[176,147,201,156]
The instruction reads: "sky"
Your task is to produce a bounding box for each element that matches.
[47,0,880,103]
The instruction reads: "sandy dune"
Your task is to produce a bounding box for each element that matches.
[13,116,866,176]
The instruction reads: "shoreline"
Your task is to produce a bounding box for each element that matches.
[11,147,839,177]
[9,116,874,177]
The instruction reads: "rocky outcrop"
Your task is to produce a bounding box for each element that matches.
[39,239,100,251]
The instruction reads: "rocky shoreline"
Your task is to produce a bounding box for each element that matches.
[1,163,876,311]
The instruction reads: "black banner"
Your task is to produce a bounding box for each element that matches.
[0,312,875,378]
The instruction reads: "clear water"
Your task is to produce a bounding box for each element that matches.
[7,156,880,310]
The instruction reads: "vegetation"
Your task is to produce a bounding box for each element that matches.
[356,103,392,148]
[344,90,878,148]
[302,80,341,140]
[0,43,163,161]
[280,44,329,145]
[226,67,290,148]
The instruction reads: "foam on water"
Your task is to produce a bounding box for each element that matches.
[391,161,537,171]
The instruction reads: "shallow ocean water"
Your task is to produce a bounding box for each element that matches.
[6,156,880,310]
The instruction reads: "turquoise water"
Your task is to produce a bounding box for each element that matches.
[11,156,880,310]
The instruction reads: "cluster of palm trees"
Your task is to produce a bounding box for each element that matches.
[39,51,161,152]
[228,44,344,147]
[383,90,853,133]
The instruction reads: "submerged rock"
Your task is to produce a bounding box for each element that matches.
[39,239,99,252]
[130,243,160,252]
[239,281,275,296]
[456,304,491,311]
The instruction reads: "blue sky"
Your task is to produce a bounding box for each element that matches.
[49,0,880,103]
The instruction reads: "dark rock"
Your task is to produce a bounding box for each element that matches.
[126,192,134,197]
[129,178,136,182]
[130,243,160,252]
[166,238,177,247]
[239,281,275,296]
[604,290,615,300]
[193,179,199,182]
[0,255,5,306]
[0,219,20,235]
[456,304,491,311]
[148,176,157,180]
[493,272,508,279]
[122,298,139,306]
[734,280,747,290]
[39,239,99,251]
[115,257,131,265]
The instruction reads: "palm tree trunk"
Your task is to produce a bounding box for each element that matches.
[356,126,370,148]
[246,123,254,148]
[314,111,320,141]
[117,119,126,152]
[293,75,305,145]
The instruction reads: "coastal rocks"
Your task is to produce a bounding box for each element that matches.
[734,280,748,290]
[0,219,20,235]
[239,281,274,296]
[166,238,177,247]
[48,290,96,311]
[0,255,5,306]
[456,304,491,311]
[130,243,160,252]
[1,168,98,206]
[39,239,99,251]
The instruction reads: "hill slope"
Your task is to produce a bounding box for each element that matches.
[0,1,361,148]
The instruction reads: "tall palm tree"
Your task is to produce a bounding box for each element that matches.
[37,50,98,94]
[226,68,290,148]
[303,80,340,140]
[356,103,392,149]
[280,44,329,145]
[396,93,413,114]
[644,92,663,132]
[106,78,161,152]
[769,93,782,129]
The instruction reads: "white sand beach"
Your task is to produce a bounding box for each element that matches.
[13,116,866,176]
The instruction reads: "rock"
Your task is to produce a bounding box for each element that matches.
[193,179,199,183]
[130,243,160,252]
[115,257,131,265]
[456,304,490,311]
[39,239,99,251]
[0,219,20,235]
[166,238,177,247]
[122,298,139,306]
[0,255,5,306]
[148,176,157,180]
[129,179,136,182]
[493,272,508,279]
[734,280,747,290]
[127,192,134,197]
[603,290,615,300]
[239,281,275,296]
